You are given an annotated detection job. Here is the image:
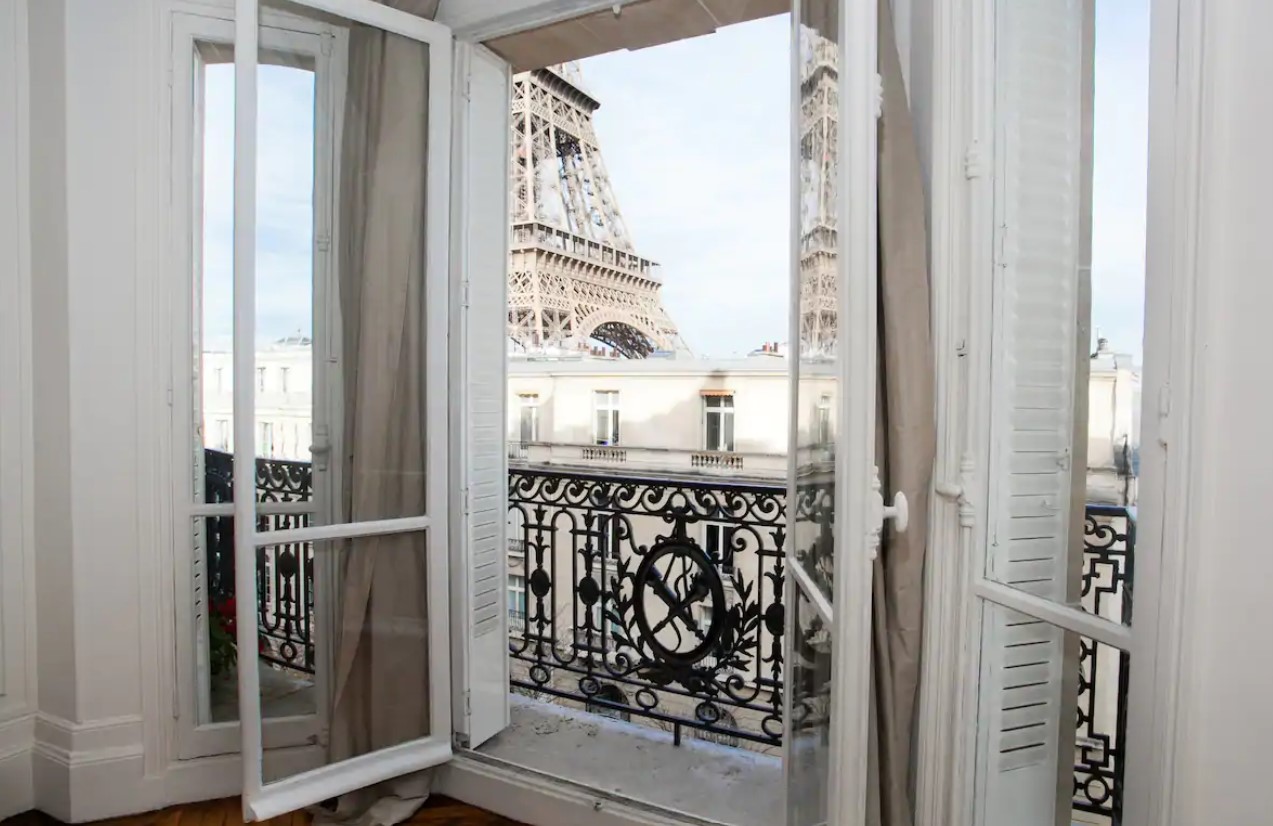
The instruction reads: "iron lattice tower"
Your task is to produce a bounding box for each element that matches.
[799,35,839,355]
[508,65,687,358]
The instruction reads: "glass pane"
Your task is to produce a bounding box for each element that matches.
[198,515,317,724]
[259,532,430,783]
[196,39,320,724]
[255,0,433,527]
[197,47,237,502]
[792,0,839,605]
[786,585,832,826]
[984,0,1148,626]
[251,0,438,785]
[976,603,1130,825]
[706,409,722,451]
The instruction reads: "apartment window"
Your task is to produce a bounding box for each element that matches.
[279,366,290,394]
[816,392,832,445]
[508,574,526,629]
[594,390,620,446]
[705,523,736,574]
[703,393,735,452]
[257,366,267,392]
[216,419,230,451]
[518,394,539,443]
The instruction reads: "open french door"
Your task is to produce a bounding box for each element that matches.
[786,0,887,824]
[230,0,454,818]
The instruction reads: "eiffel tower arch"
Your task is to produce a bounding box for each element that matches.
[508,65,687,359]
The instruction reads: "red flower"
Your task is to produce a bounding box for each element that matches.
[211,597,238,636]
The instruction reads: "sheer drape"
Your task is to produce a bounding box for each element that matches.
[868,0,936,824]
[321,3,439,823]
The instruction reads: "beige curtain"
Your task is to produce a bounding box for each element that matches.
[321,3,440,823]
[868,1,936,824]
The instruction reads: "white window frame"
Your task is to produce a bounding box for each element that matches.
[165,6,343,762]
[593,389,620,445]
[703,393,735,452]
[231,0,452,817]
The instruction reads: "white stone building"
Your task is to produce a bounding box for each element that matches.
[1085,338,1141,505]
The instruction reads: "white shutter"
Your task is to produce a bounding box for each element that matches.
[452,43,512,749]
[981,0,1087,823]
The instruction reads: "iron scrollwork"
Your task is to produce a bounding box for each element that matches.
[203,448,315,676]
[1073,504,1135,824]
[508,468,786,746]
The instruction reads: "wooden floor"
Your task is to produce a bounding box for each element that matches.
[3,797,524,826]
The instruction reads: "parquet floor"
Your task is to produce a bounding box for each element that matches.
[3,797,525,826]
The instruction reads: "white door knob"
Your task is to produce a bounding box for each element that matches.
[882,491,909,534]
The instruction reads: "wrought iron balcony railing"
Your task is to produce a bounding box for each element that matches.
[507,467,788,748]
[204,449,316,676]
[201,450,1134,823]
[1074,504,1135,823]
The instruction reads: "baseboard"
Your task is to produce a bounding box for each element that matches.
[436,752,727,826]
[161,744,324,809]
[29,713,164,822]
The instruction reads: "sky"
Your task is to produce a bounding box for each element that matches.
[203,2,1151,362]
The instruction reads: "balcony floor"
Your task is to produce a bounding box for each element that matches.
[2,797,523,826]
[475,695,783,826]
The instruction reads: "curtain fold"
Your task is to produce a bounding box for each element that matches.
[869,0,936,824]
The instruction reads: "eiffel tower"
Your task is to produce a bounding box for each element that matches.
[508,64,687,358]
[798,32,839,355]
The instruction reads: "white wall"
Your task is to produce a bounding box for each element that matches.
[0,0,36,817]
[22,0,167,818]
[1167,0,1273,821]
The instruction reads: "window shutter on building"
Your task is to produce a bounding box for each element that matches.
[980,0,1087,823]
[453,44,511,749]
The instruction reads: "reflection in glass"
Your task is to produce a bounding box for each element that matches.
[792,0,840,604]
[786,588,832,826]
[977,604,1131,824]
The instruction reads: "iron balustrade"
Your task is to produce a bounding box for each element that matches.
[1073,504,1135,824]
[200,450,1133,796]
[203,448,315,676]
[508,467,787,747]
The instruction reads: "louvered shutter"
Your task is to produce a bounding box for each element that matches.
[981,0,1088,822]
[453,43,512,749]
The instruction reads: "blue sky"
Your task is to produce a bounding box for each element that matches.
[204,2,1150,361]
[203,63,315,351]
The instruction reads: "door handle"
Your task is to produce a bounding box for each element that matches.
[882,491,909,534]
